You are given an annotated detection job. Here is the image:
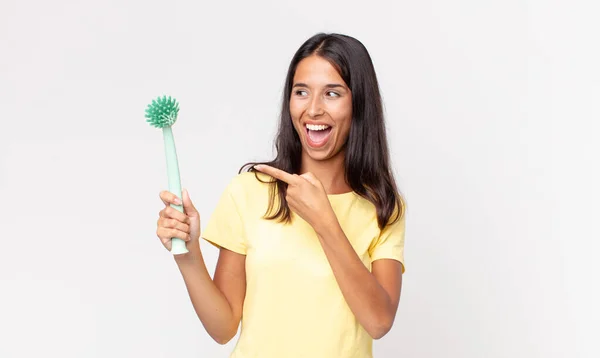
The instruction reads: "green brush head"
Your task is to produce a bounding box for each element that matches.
[145,95,180,128]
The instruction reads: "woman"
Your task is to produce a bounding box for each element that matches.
[156,33,406,357]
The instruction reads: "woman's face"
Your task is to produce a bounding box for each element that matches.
[290,55,352,162]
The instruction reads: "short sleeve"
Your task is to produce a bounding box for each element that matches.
[368,212,406,273]
[201,177,247,255]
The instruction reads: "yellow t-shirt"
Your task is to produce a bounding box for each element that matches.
[201,171,406,358]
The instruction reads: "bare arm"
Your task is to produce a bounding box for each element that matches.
[315,222,403,339]
[174,242,246,344]
[251,164,403,339]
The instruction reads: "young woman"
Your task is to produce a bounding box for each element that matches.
[156,33,406,358]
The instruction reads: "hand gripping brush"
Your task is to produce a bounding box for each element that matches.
[145,95,189,255]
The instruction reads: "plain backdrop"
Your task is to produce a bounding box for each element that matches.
[0,0,597,357]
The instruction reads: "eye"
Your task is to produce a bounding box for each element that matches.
[294,90,308,96]
[326,91,340,97]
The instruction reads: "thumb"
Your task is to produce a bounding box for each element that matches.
[182,189,198,216]
[301,172,321,187]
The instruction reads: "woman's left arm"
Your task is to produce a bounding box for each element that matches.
[314,219,403,339]
[253,164,403,339]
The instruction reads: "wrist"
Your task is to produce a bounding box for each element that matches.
[313,211,341,238]
[173,241,202,264]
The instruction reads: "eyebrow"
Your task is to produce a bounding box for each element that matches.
[292,83,346,89]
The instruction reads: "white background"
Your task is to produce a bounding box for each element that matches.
[0,0,597,357]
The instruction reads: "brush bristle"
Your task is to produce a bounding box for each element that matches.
[145,95,180,128]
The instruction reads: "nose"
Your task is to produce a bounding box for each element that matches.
[307,95,324,118]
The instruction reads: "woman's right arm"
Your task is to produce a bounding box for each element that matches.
[158,189,247,345]
[174,245,246,344]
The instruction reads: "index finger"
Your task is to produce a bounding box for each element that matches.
[254,164,297,184]
[159,190,182,206]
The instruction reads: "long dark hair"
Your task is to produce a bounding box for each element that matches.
[240,33,404,229]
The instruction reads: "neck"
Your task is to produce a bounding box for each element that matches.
[300,151,351,195]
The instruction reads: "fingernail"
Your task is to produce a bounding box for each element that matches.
[174,197,182,205]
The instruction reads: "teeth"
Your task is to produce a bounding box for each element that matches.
[306,124,330,131]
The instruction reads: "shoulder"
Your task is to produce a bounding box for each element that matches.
[229,171,272,190]
[225,171,273,205]
[349,191,406,232]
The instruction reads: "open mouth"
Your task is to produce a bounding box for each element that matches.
[305,123,333,148]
